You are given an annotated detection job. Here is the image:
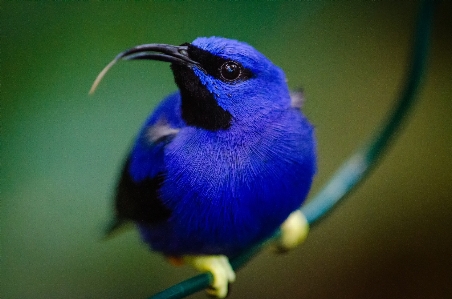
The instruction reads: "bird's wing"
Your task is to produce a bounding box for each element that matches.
[105,92,183,237]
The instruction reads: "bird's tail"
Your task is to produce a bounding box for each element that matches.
[103,217,133,240]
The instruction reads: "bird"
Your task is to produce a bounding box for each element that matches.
[90,36,316,298]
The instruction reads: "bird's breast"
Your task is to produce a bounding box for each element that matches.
[167,111,312,199]
[144,109,316,255]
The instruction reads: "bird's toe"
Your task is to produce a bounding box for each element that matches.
[273,210,309,253]
[185,255,235,298]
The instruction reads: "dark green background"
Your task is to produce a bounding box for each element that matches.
[2,2,451,298]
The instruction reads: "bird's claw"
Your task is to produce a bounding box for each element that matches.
[273,210,309,253]
[184,255,236,298]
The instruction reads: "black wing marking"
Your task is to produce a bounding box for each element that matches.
[112,119,179,230]
[114,158,171,225]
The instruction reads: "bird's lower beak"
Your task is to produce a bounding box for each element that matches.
[90,43,198,94]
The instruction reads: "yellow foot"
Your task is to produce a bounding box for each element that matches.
[184,255,236,298]
[273,210,309,253]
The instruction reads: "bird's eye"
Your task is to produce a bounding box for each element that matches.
[220,61,241,81]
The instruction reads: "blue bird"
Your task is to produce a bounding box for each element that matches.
[91,37,316,297]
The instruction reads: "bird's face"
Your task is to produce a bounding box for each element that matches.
[181,37,291,126]
[90,37,291,130]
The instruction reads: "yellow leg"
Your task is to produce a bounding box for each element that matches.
[184,255,236,298]
[273,210,309,253]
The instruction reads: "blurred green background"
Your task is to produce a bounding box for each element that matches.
[2,2,451,298]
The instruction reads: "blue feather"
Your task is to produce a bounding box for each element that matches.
[112,36,316,257]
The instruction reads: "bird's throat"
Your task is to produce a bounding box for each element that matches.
[171,64,232,131]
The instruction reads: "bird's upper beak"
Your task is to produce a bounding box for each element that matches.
[89,43,199,94]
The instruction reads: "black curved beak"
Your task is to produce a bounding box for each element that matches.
[89,43,198,94]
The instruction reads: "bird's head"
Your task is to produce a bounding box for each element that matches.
[90,36,291,131]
